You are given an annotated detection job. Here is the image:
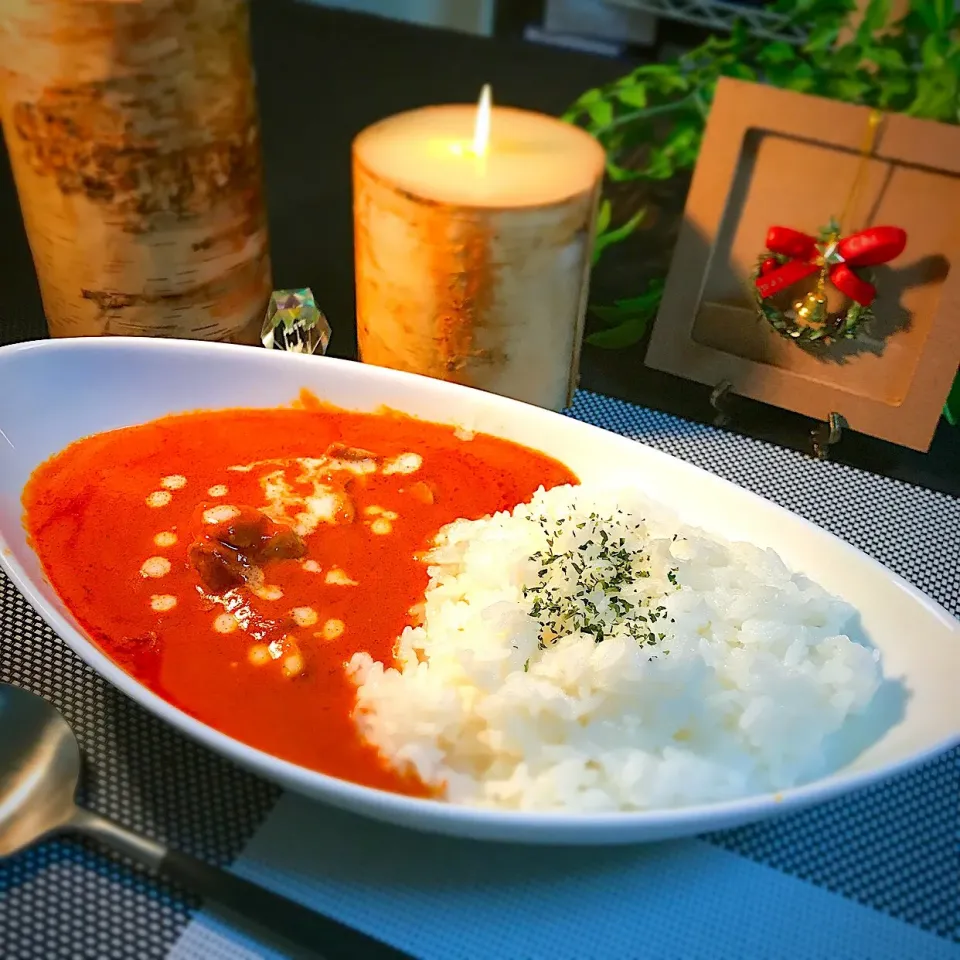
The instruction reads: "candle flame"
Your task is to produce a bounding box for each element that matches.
[472,84,492,157]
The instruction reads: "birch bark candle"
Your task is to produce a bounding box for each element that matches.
[353,88,605,410]
[0,0,271,342]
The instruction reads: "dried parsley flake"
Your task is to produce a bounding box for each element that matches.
[522,512,680,651]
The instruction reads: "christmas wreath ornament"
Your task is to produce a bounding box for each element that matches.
[750,108,907,346]
[752,221,908,344]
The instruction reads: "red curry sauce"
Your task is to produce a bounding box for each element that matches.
[23,404,576,794]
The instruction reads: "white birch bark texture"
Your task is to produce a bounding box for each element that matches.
[0,0,271,341]
[353,157,602,412]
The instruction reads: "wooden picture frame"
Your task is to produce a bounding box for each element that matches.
[645,77,960,452]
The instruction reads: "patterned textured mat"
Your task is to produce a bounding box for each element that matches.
[1,389,957,958]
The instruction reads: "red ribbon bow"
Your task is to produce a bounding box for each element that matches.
[754,225,907,307]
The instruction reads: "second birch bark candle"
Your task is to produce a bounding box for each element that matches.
[0,0,270,342]
[353,91,605,410]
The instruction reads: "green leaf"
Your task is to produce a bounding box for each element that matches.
[914,0,953,33]
[877,70,915,108]
[589,305,633,325]
[632,122,701,180]
[631,63,680,76]
[943,369,960,425]
[937,0,957,30]
[592,207,646,265]
[615,84,648,108]
[805,21,838,52]
[587,99,614,128]
[907,65,957,120]
[865,45,907,71]
[589,281,664,325]
[594,198,611,238]
[783,61,817,93]
[859,0,891,35]
[765,58,816,92]
[920,32,947,69]
[727,19,751,52]
[640,147,677,180]
[586,281,665,347]
[605,157,645,182]
[722,62,759,82]
[586,312,652,349]
[827,74,872,102]
[759,41,797,65]
[648,71,693,95]
[565,88,604,122]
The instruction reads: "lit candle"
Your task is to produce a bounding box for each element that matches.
[353,87,605,410]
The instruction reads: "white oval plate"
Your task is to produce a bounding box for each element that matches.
[0,338,957,845]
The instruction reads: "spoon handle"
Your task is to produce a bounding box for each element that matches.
[69,808,412,960]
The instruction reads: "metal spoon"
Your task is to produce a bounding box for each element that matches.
[0,682,412,960]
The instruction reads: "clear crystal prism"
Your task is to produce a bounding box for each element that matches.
[261,288,331,355]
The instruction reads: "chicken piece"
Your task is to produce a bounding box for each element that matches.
[188,540,247,592]
[189,505,307,594]
[216,508,271,549]
[259,527,308,562]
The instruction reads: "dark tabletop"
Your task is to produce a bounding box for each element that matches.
[1,0,957,496]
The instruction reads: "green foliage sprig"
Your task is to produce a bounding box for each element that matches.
[566,0,960,357]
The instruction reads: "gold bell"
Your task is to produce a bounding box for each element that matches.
[791,291,828,329]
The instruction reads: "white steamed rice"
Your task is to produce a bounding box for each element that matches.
[347,484,882,812]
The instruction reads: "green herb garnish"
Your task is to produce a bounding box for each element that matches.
[523,512,680,651]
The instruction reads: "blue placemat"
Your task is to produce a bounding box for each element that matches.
[2,389,958,959]
[170,795,959,960]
